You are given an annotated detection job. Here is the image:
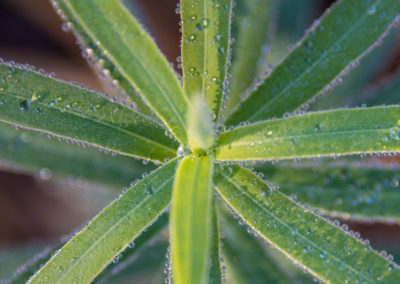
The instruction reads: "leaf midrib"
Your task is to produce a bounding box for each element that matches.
[218,170,382,283]
[201,0,209,101]
[65,1,188,142]
[243,0,380,122]
[188,159,201,281]
[2,92,177,157]
[54,175,174,283]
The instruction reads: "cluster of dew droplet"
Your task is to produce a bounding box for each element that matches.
[217,164,400,279]
[51,0,156,118]
[176,0,237,127]
[163,246,173,284]
[25,174,165,280]
[10,245,58,282]
[2,60,175,166]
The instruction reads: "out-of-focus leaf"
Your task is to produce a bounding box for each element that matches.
[0,122,153,186]
[255,162,400,222]
[224,0,277,115]
[360,74,400,107]
[311,30,400,110]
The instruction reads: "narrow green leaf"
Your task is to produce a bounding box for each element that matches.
[29,158,179,283]
[226,0,400,126]
[0,63,178,162]
[4,243,65,284]
[255,162,400,222]
[310,30,399,110]
[209,201,222,284]
[0,122,153,186]
[260,0,322,71]
[224,0,277,115]
[214,164,400,283]
[93,214,168,283]
[216,106,400,161]
[53,3,155,119]
[101,242,168,284]
[361,74,400,107]
[219,203,305,284]
[170,155,214,284]
[180,0,232,121]
[52,0,189,144]
[9,216,167,284]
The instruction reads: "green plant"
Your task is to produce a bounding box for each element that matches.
[1,0,400,283]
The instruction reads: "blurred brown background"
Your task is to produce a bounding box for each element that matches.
[0,0,399,277]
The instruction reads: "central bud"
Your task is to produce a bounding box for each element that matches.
[187,95,215,155]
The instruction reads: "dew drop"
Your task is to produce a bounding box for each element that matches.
[367,5,376,15]
[146,185,155,195]
[39,168,52,180]
[199,18,209,29]
[390,178,399,188]
[188,34,197,43]
[19,100,31,111]
[61,21,73,32]
[314,123,322,132]
[176,144,184,156]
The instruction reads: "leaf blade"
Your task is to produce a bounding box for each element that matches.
[209,201,222,284]
[216,106,400,161]
[53,0,189,144]
[29,158,179,283]
[226,0,400,126]
[255,161,400,222]
[180,0,232,121]
[310,30,400,110]
[0,63,178,162]
[214,164,400,283]
[0,122,153,186]
[219,203,308,284]
[362,74,400,107]
[224,0,277,115]
[92,214,169,283]
[170,155,214,284]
